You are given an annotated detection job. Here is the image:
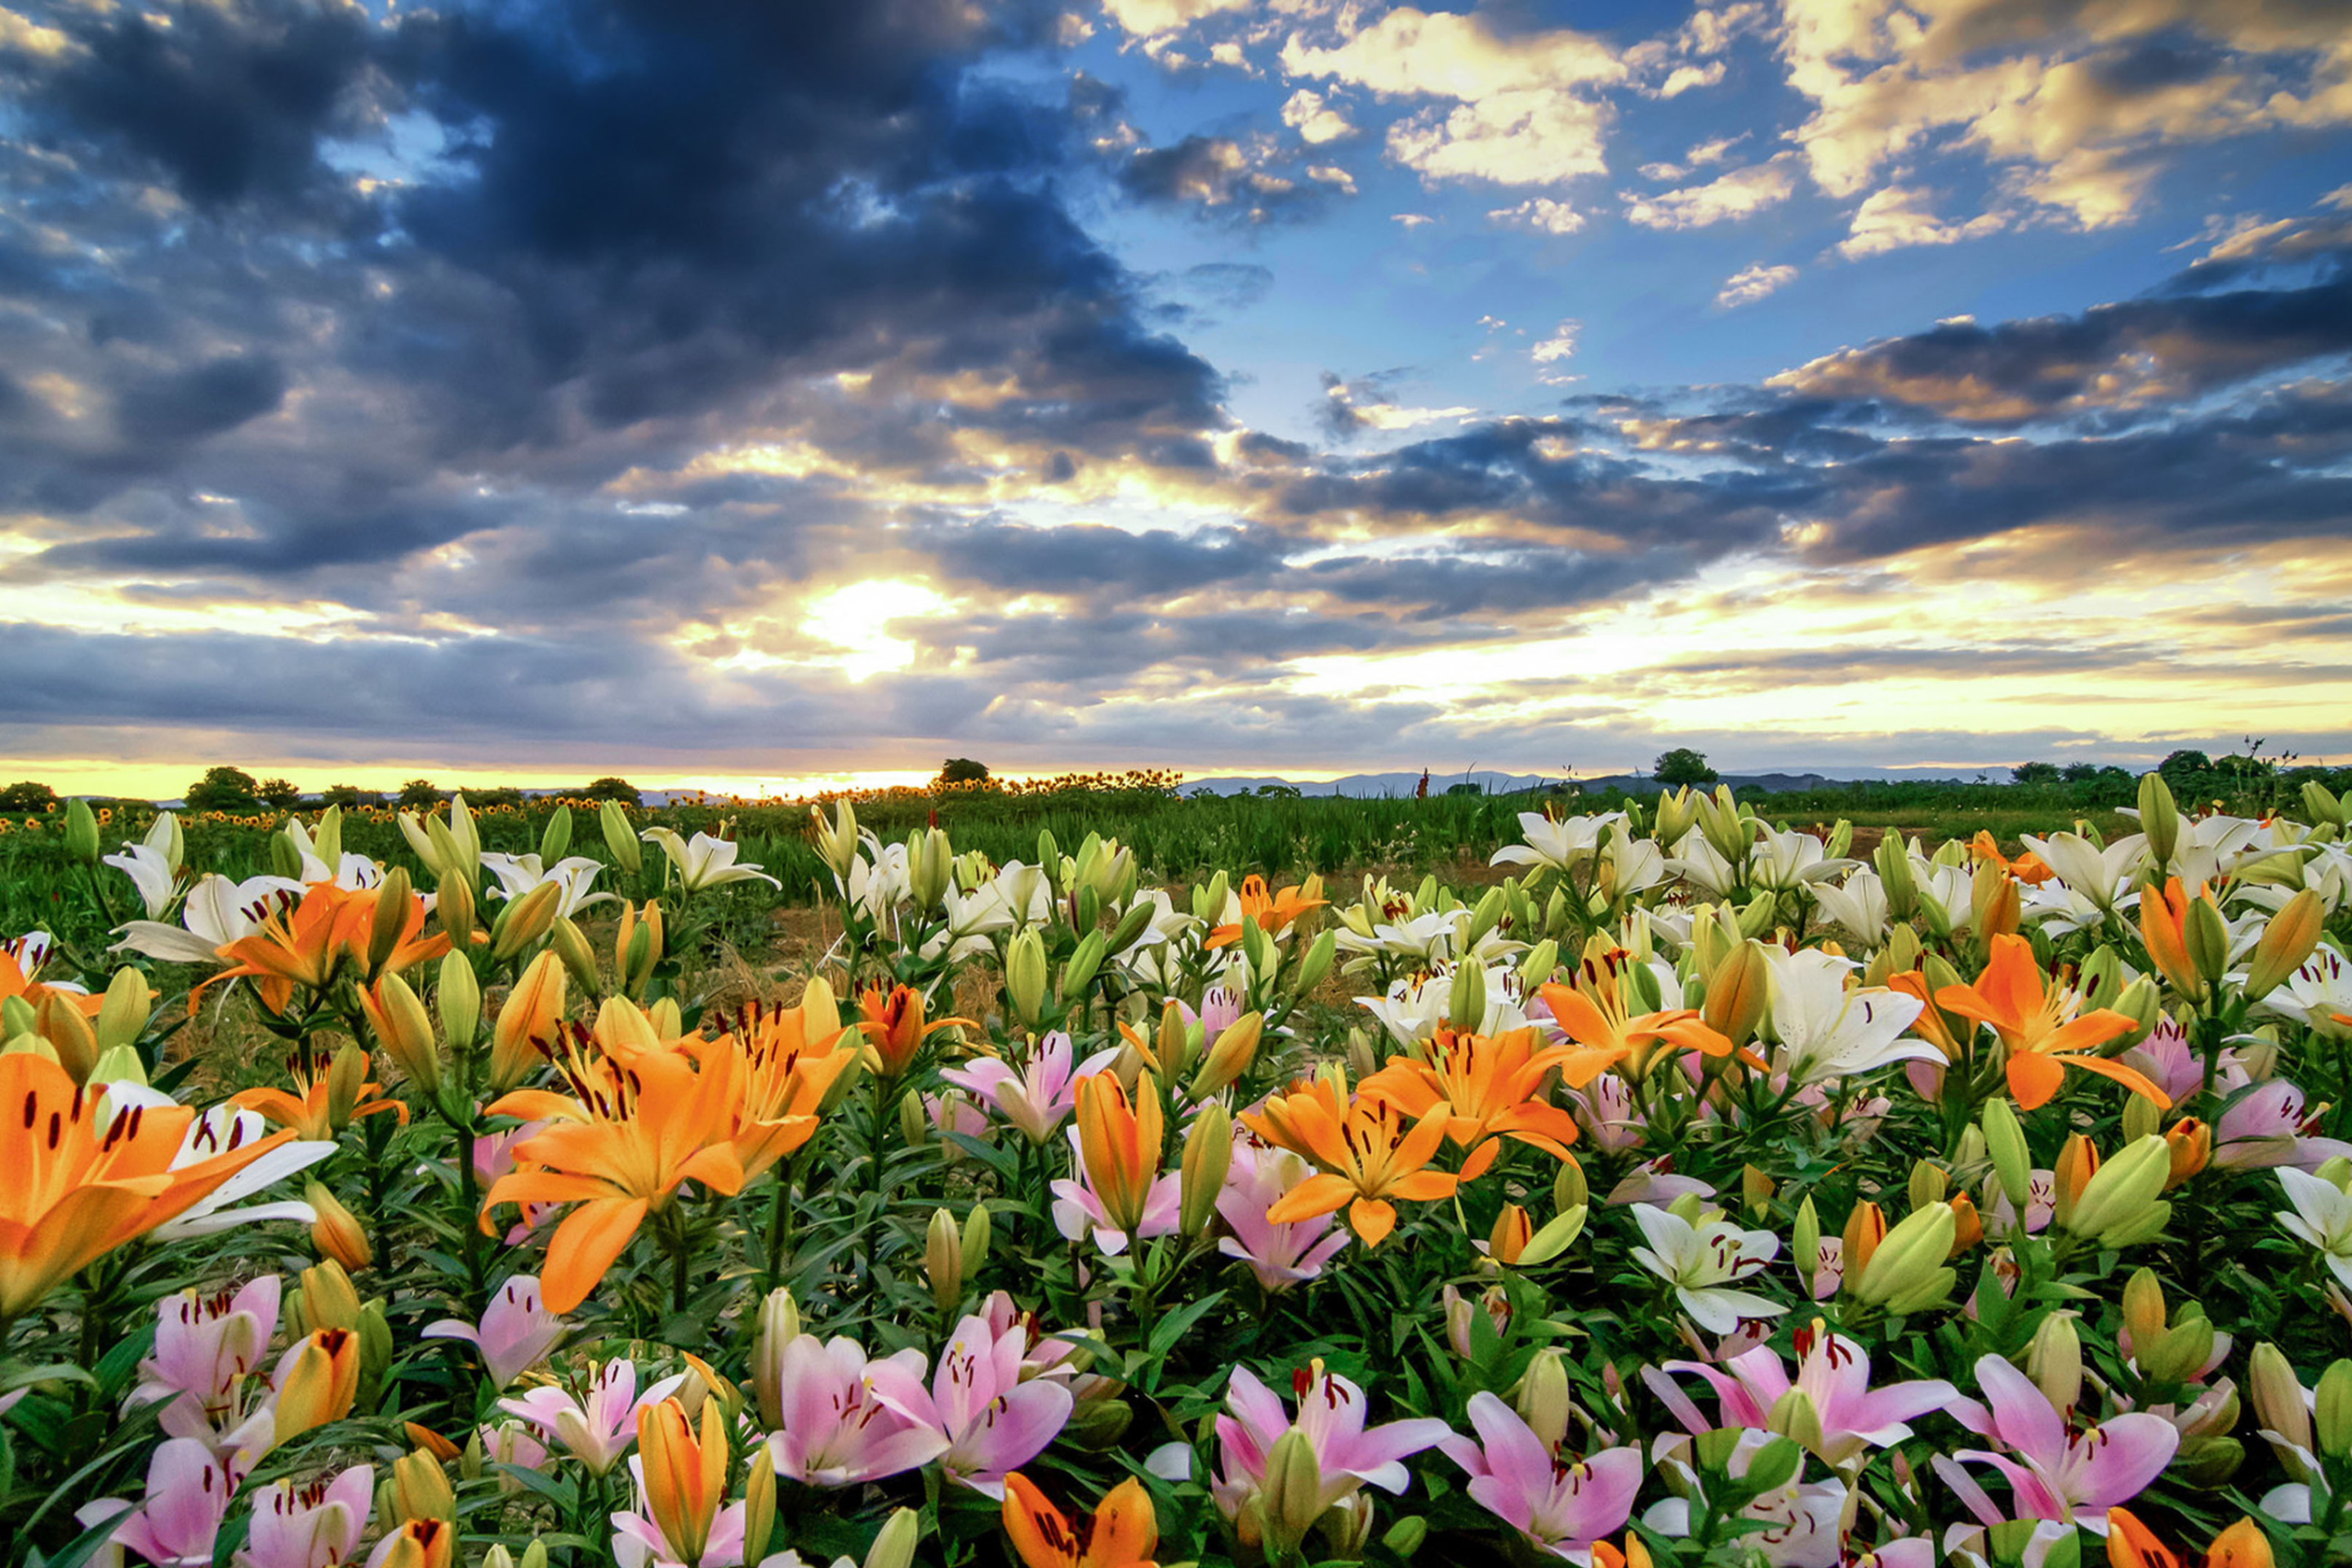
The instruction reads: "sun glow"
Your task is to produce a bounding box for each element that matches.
[800,579,953,681]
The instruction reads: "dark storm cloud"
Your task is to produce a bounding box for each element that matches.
[114,356,289,444]
[919,520,1288,598]
[1116,136,1325,225]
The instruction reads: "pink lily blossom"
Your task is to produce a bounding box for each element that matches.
[87,1439,238,1568]
[761,1335,950,1488]
[866,1312,1074,1497]
[423,1275,569,1388]
[1439,1391,1642,1563]
[1646,1429,1846,1568]
[1216,1141,1349,1291]
[1567,1074,1646,1153]
[131,1277,281,1436]
[2212,1078,2352,1171]
[1211,1361,1452,1529]
[235,1465,372,1568]
[1644,1325,1958,1464]
[1050,1129,1180,1257]
[1933,1354,2179,1535]
[501,1361,684,1476]
[941,1031,1120,1145]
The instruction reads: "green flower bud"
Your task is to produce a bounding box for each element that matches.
[1447,958,1488,1031]
[2139,771,2180,867]
[2065,1135,2172,1249]
[64,798,99,864]
[599,799,641,876]
[95,966,151,1056]
[864,1508,920,1568]
[2317,1360,2352,1460]
[437,950,480,1052]
[1004,929,1048,1029]
[1851,1203,1958,1312]
[2029,1312,2082,1414]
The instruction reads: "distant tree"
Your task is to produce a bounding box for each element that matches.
[581,777,640,804]
[257,777,303,808]
[1254,783,1302,798]
[1446,781,1483,796]
[940,758,990,784]
[397,778,445,808]
[471,786,526,807]
[2060,762,2100,782]
[2010,762,2060,784]
[320,783,384,808]
[0,781,60,813]
[2157,750,2213,790]
[184,766,261,812]
[1653,748,1717,788]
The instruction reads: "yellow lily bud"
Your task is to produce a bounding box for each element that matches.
[2052,1134,2100,1231]
[1743,1163,1776,1216]
[308,1183,372,1272]
[491,880,563,962]
[1702,939,1770,1046]
[1004,929,1048,1030]
[94,967,152,1056]
[925,1209,964,1312]
[366,973,439,1094]
[2246,890,2325,1002]
[2065,1134,2172,1248]
[491,950,566,1093]
[433,866,474,951]
[1486,1203,1532,1266]
[2165,1118,2210,1188]
[2029,1312,2082,1414]
[863,1508,920,1568]
[2317,1361,2352,1460]
[599,800,641,875]
[549,915,600,996]
[751,1289,801,1431]
[34,996,97,1084]
[1850,1203,1957,1313]
[742,1449,777,1567]
[1841,1200,1886,1284]
[371,1521,455,1568]
[291,1257,363,1334]
[1192,1012,1263,1098]
[1517,1348,1572,1449]
[389,1446,457,1525]
[2250,1343,2314,1456]
[639,1397,728,1568]
[1948,1193,1983,1255]
[274,1327,362,1445]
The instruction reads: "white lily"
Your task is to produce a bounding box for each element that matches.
[921,880,1018,963]
[2020,831,2147,915]
[1762,947,1935,1087]
[1603,825,1669,901]
[1665,832,1740,898]
[1913,858,1976,938]
[1748,827,1857,893]
[103,843,177,920]
[988,861,1054,930]
[1357,963,1527,1049]
[2277,1167,2352,1291]
[1490,811,1624,875]
[283,818,383,889]
[111,872,305,964]
[480,853,615,917]
[1629,1204,1786,1334]
[2265,945,2352,1038]
[640,826,781,891]
[1809,871,1889,944]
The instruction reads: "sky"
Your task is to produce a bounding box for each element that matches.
[2,0,2350,800]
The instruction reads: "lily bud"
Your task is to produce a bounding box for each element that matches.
[865,1508,920,1568]
[370,1523,454,1568]
[1971,861,2022,943]
[1517,1348,1572,1450]
[1260,1428,1327,1553]
[1383,1514,1428,1560]
[63,797,100,864]
[308,1182,372,1272]
[2247,1346,2314,1475]
[925,1209,964,1312]
[491,951,565,1093]
[1792,1195,1820,1282]
[2052,1134,2099,1231]
[1061,929,1108,1002]
[2065,1135,2173,1249]
[2142,1315,2216,1387]
[1841,1200,1886,1284]
[599,799,641,875]
[1182,1102,1232,1236]
[1447,956,1488,1031]
[1703,939,1770,1045]
[2203,1517,2273,1568]
[2029,1312,2082,1414]
[1906,1160,1948,1211]
[94,967,151,1056]
[1004,929,1047,1029]
[544,916,599,1000]
[1520,1204,1588,1267]
[1972,1102,2027,1217]
[491,880,563,962]
[365,973,439,1093]
[389,1446,456,1527]
[274,1327,362,1444]
[751,1289,800,1430]
[434,867,474,951]
[1851,1203,1957,1313]
[1766,1388,1827,1457]
[2304,780,2345,827]
[1193,1013,1262,1099]
[2139,771,2181,866]
[1743,1163,1777,1216]
[1552,1153,1587,1212]
[2246,890,2325,1002]
[292,1257,363,1334]
[35,996,97,1083]
[1486,1203,1533,1266]
[1874,835,1918,920]
[2123,1089,2161,1143]
[2318,1361,2352,1459]
[2165,1118,2210,1188]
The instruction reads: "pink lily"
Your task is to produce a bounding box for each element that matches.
[1645,1325,1958,1464]
[1216,1141,1349,1291]
[501,1361,683,1476]
[1439,1391,1642,1562]
[235,1465,372,1568]
[1933,1354,2179,1535]
[866,1312,1074,1497]
[761,1335,950,1488]
[1211,1361,1452,1528]
[2212,1078,2352,1172]
[612,1454,747,1568]
[1567,1074,1646,1154]
[2121,1019,2215,1105]
[89,1439,238,1568]
[132,1277,282,1435]
[1984,1171,2057,1237]
[1049,1132,1180,1257]
[1645,1429,1846,1567]
[942,1031,1120,1146]
[423,1275,569,1388]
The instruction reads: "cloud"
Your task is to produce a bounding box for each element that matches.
[1317,372,1477,438]
[1717,263,1797,307]
[1279,7,1624,187]
[1623,154,1798,229]
[1487,197,1586,235]
[1116,133,1325,222]
[1530,321,1581,368]
[1098,0,1253,41]
[1281,87,1354,144]
[1180,261,1275,308]
[1837,185,2010,258]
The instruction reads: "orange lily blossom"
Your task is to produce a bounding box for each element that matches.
[857,981,975,1076]
[1969,830,2054,885]
[1936,934,2166,1111]
[637,1396,728,1566]
[1073,1071,1165,1236]
[1002,1472,1158,1568]
[2137,876,2215,1000]
[2105,1508,2273,1568]
[0,943,103,1018]
[1537,949,1731,1084]
[480,1034,749,1313]
[0,1054,296,1321]
[1205,874,1327,951]
[233,1042,408,1142]
[194,882,446,1016]
[1885,969,1970,1061]
[1358,1026,1580,1180]
[1241,1076,1457,1247]
[695,994,861,1179]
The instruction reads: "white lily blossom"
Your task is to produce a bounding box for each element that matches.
[2020,831,2147,916]
[1748,826,1857,893]
[1357,963,1527,1049]
[2275,1167,2352,1290]
[1762,947,1935,1087]
[921,880,1018,963]
[1665,831,1740,899]
[1490,811,1624,875]
[480,853,615,917]
[1810,871,1889,944]
[640,826,780,890]
[2265,945,2352,1037]
[111,873,305,964]
[103,843,177,920]
[1629,1204,1786,1334]
[280,818,384,889]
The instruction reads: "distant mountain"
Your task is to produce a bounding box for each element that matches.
[1185,766,1976,798]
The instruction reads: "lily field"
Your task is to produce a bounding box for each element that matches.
[6,773,2352,1568]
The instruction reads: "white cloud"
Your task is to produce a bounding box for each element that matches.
[1716,262,1797,307]
[1838,185,2008,259]
[1281,87,1356,144]
[1100,0,1253,38]
[1307,163,1357,193]
[1280,8,1625,187]
[1659,61,1726,97]
[1487,197,1586,234]
[1623,154,1798,229]
[1531,320,1581,364]
[1392,212,1437,227]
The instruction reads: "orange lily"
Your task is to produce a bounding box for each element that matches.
[638,1396,728,1566]
[1003,1472,1158,1568]
[1538,949,1731,1084]
[0,943,103,1018]
[233,1042,408,1142]
[1885,969,1970,1061]
[1074,1072,1165,1236]
[856,982,973,1076]
[1206,874,1327,950]
[1936,934,2165,1111]
[480,1034,749,1313]
[697,992,860,1179]
[1358,1026,1580,1179]
[1242,1076,1457,1246]
[0,1054,296,1320]
[1970,830,2053,885]
[196,882,446,1016]
[2105,1508,2274,1568]
[2138,876,2215,1001]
